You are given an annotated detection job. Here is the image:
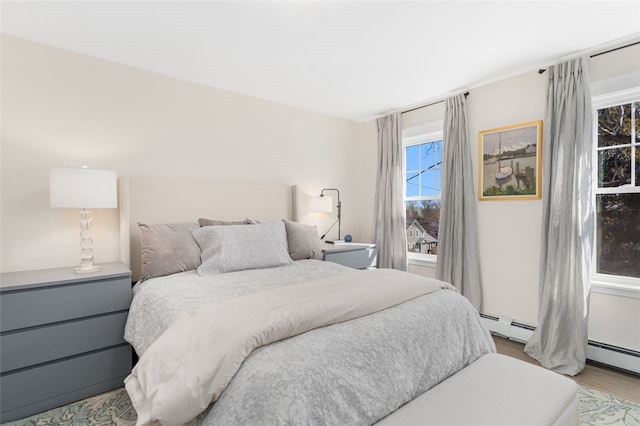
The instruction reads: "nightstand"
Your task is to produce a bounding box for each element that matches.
[322,243,377,269]
[0,262,133,423]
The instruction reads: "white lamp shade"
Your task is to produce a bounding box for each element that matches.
[310,195,333,213]
[50,168,117,208]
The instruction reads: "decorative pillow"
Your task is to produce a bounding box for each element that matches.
[198,218,252,227]
[193,220,293,275]
[138,222,201,282]
[283,220,323,260]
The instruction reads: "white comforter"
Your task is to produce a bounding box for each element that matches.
[125,268,454,425]
[125,260,351,356]
[124,261,495,426]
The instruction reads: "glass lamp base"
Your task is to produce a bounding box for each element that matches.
[75,208,100,274]
[75,265,101,274]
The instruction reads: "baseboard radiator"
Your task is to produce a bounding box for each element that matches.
[480,313,640,375]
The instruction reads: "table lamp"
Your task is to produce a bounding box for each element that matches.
[50,167,117,273]
[316,188,343,244]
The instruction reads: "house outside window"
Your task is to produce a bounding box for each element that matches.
[404,128,442,258]
[592,88,640,293]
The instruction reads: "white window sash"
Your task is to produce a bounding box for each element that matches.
[403,127,443,260]
[591,88,640,294]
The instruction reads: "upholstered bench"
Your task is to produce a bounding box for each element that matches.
[377,353,579,426]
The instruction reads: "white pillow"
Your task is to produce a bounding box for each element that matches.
[193,220,293,275]
[283,220,323,260]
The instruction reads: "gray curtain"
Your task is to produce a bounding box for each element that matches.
[435,94,482,310]
[374,113,407,270]
[524,56,594,376]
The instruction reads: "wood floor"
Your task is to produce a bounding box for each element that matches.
[493,335,640,403]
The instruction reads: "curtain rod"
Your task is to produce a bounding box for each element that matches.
[538,40,640,74]
[591,40,640,58]
[401,91,469,115]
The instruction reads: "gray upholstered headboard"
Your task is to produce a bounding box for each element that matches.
[119,176,294,282]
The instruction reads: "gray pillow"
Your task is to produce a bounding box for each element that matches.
[193,220,293,275]
[138,222,201,282]
[283,220,323,260]
[198,218,252,227]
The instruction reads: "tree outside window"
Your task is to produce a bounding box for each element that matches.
[595,100,640,280]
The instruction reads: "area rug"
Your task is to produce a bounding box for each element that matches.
[3,385,639,425]
[578,386,640,426]
[2,388,135,426]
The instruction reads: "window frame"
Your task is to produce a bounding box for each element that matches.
[403,125,444,265]
[591,87,640,299]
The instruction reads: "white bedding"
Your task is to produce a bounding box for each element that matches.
[125,260,349,355]
[126,268,454,425]
[124,260,495,425]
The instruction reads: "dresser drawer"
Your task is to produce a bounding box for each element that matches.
[1,312,128,373]
[0,277,131,332]
[324,248,371,269]
[0,345,131,418]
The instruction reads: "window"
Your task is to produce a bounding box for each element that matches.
[404,132,442,256]
[593,90,640,290]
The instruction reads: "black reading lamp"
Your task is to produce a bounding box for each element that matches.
[319,188,343,243]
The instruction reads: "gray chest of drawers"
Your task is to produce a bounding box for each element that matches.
[0,262,133,423]
[322,243,377,269]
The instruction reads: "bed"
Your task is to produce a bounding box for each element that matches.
[119,177,496,425]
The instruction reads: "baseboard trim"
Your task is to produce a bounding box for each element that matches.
[480,313,640,375]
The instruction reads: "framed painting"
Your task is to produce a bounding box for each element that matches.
[478,120,542,201]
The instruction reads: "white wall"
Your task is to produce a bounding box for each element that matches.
[353,120,378,243]
[0,35,367,272]
[394,45,640,351]
[469,70,546,326]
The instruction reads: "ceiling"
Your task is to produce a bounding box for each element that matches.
[2,1,640,122]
